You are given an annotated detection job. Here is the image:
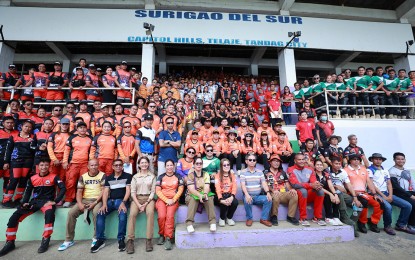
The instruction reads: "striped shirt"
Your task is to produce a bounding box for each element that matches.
[104,172,132,200]
[240,167,265,196]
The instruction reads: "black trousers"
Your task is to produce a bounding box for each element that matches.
[323,194,340,219]
[226,153,242,171]
[398,191,415,226]
[214,195,239,220]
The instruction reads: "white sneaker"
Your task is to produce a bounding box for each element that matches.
[218,218,225,227]
[210,224,217,232]
[91,238,97,248]
[334,218,343,226]
[58,241,74,251]
[63,202,72,208]
[187,225,195,233]
[300,219,310,226]
[326,218,337,226]
[226,218,235,226]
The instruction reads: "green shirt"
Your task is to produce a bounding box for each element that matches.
[398,78,412,91]
[335,83,348,91]
[383,78,400,91]
[324,82,337,91]
[202,157,220,175]
[352,75,372,89]
[292,89,303,99]
[301,86,313,97]
[370,75,383,90]
[311,82,326,93]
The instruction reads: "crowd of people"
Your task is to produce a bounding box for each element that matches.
[0,59,414,256]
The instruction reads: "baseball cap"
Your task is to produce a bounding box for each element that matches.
[77,122,87,128]
[143,113,154,121]
[54,61,62,66]
[121,61,127,64]
[8,64,16,69]
[96,68,102,72]
[131,67,137,71]
[60,118,70,124]
[269,154,282,162]
[213,129,220,134]
[88,64,96,68]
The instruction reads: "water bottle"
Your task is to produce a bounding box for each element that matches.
[350,203,359,222]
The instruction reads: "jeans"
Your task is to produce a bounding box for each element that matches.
[243,194,272,221]
[385,93,399,116]
[382,192,412,228]
[96,199,128,241]
[282,105,292,125]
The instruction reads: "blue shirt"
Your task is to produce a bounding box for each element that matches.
[158,130,181,162]
[135,126,156,153]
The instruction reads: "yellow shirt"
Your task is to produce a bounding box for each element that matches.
[77,171,105,199]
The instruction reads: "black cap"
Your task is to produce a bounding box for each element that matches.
[121,61,127,64]
[96,68,102,72]
[88,64,96,68]
[75,66,83,71]
[77,122,87,128]
[143,113,154,121]
[79,100,88,106]
[8,64,16,68]
[54,61,62,66]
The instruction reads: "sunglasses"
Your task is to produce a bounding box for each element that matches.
[187,151,195,154]
[247,159,256,162]
[195,162,203,166]
[54,109,62,112]
[206,149,213,152]
[166,122,174,124]
[149,106,156,108]
[124,126,131,128]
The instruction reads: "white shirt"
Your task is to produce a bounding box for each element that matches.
[330,169,350,194]
[368,166,390,192]
[389,166,415,192]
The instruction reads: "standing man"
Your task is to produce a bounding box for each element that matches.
[0,158,66,256]
[296,111,317,149]
[343,134,370,168]
[58,159,105,251]
[157,117,181,176]
[33,63,48,103]
[135,113,157,173]
[368,153,414,235]
[267,92,282,127]
[389,152,415,233]
[46,61,68,103]
[240,153,273,227]
[288,153,326,226]
[91,159,132,253]
[0,116,18,197]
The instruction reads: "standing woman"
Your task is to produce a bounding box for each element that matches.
[2,120,37,207]
[185,157,217,233]
[314,160,341,226]
[126,157,156,254]
[282,86,294,125]
[155,159,184,250]
[257,131,273,171]
[214,158,238,227]
[102,67,119,104]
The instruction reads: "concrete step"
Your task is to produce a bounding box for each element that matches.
[175,221,354,249]
[175,204,315,224]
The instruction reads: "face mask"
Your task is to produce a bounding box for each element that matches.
[321,116,328,121]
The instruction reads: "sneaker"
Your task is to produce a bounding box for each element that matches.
[63,202,72,208]
[91,238,97,248]
[91,239,105,253]
[299,219,310,226]
[270,215,278,226]
[286,216,300,226]
[126,239,134,254]
[187,225,195,233]
[38,237,50,253]
[210,224,217,232]
[118,239,126,252]
[218,218,225,227]
[333,218,343,226]
[384,226,396,236]
[326,218,337,226]
[357,221,367,233]
[396,225,415,235]
[226,218,235,226]
[1,201,15,209]
[164,237,172,250]
[58,241,74,251]
[0,241,16,257]
[316,219,327,226]
[157,236,165,245]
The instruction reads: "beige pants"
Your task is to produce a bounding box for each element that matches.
[185,195,216,225]
[66,199,102,241]
[271,191,298,218]
[127,195,155,239]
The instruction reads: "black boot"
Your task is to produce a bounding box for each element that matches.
[368,219,380,233]
[38,237,50,253]
[0,241,16,256]
[357,221,367,233]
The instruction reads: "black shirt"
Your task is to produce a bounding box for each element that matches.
[105,172,132,200]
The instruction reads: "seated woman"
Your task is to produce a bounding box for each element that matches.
[240,132,258,165]
[185,157,217,233]
[257,131,274,171]
[214,158,238,227]
[126,157,156,253]
[155,160,184,250]
[314,159,342,226]
[176,147,196,204]
[223,129,242,173]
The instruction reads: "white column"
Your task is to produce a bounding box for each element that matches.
[141,43,155,84]
[250,64,259,76]
[62,59,71,73]
[159,61,167,75]
[394,55,415,72]
[278,48,296,87]
[0,42,15,72]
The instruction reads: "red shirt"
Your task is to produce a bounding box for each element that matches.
[296,120,315,142]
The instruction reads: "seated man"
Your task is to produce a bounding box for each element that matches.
[389,152,415,233]
[288,153,326,226]
[240,153,273,227]
[368,153,414,235]
[266,154,299,226]
[91,159,132,253]
[344,154,383,234]
[58,159,105,251]
[0,158,66,256]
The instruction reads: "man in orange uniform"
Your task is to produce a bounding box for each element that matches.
[184,131,204,157]
[344,154,383,234]
[90,121,117,176]
[74,101,95,134]
[119,105,141,136]
[33,63,48,102]
[206,130,224,158]
[117,121,136,172]
[46,61,68,102]
[62,122,93,208]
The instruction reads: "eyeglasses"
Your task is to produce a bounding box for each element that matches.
[149,106,156,108]
[195,162,203,166]
[54,109,62,112]
[166,122,174,124]
[113,164,123,167]
[206,149,213,152]
[248,159,256,162]
[223,164,230,167]
[187,151,195,154]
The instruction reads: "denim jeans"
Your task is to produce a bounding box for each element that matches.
[382,192,412,228]
[96,199,128,241]
[282,105,292,125]
[243,194,272,220]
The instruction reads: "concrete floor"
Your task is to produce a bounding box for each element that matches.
[1,230,414,260]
